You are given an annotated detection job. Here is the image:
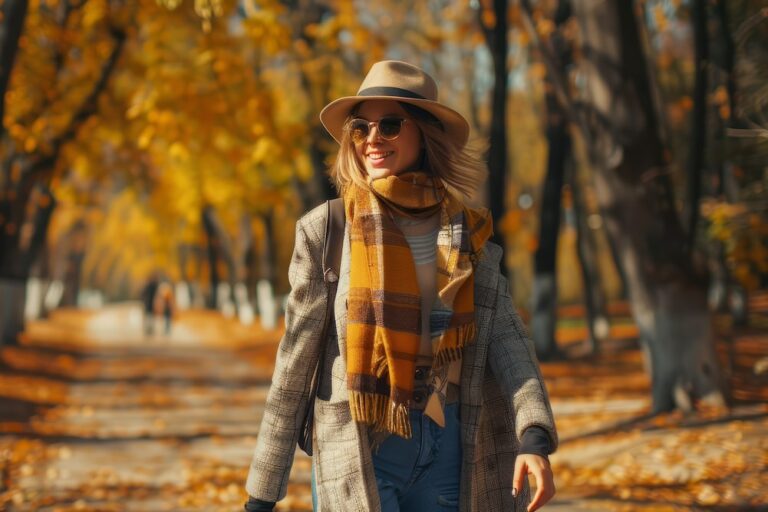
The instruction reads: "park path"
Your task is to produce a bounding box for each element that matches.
[0,305,312,511]
[1,300,767,511]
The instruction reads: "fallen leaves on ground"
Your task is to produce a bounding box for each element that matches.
[0,298,766,511]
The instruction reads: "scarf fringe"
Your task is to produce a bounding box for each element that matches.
[434,323,477,367]
[349,391,412,439]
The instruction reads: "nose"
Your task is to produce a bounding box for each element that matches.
[366,123,382,143]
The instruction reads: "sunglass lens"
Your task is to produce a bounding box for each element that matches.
[378,118,402,139]
[349,120,369,143]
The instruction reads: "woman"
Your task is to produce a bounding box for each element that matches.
[245,60,557,512]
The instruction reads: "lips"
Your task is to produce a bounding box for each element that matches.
[367,151,393,160]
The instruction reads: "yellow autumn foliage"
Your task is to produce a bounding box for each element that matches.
[1,0,327,293]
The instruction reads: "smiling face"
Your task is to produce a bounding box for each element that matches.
[352,100,422,181]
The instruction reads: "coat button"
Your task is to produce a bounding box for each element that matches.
[415,368,425,379]
[413,391,424,404]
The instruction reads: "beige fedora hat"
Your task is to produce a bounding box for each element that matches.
[320,60,470,148]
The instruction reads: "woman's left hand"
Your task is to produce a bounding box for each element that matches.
[512,453,555,511]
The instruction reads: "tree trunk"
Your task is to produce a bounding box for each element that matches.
[309,125,337,201]
[283,0,345,207]
[255,211,279,329]
[0,0,29,136]
[190,246,207,308]
[479,0,509,262]
[22,186,56,321]
[531,0,572,360]
[201,206,221,309]
[570,159,609,354]
[25,186,57,272]
[572,0,727,412]
[59,221,87,307]
[1,185,57,344]
[0,280,26,345]
[713,0,737,203]
[60,252,85,307]
[708,0,747,324]
[292,175,313,213]
[26,228,53,321]
[532,98,569,359]
[684,0,709,250]
[176,244,195,309]
[202,205,246,316]
[0,171,46,281]
[234,214,255,324]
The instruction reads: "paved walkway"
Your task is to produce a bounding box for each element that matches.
[0,305,308,511]
[1,303,766,511]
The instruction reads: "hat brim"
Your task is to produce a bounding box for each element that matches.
[320,96,470,148]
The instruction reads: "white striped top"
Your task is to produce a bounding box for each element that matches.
[402,228,439,265]
[395,214,462,387]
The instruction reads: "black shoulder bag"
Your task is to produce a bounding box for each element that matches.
[298,198,345,456]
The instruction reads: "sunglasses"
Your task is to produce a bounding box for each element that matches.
[345,117,408,144]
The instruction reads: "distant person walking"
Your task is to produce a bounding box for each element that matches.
[141,276,159,337]
[154,282,175,336]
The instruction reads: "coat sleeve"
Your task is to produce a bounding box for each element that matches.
[245,214,329,501]
[486,272,559,452]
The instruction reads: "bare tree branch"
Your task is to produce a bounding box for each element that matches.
[727,127,768,139]
[734,6,768,47]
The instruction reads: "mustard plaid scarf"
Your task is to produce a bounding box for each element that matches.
[344,171,493,438]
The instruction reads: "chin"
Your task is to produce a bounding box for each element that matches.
[366,168,397,180]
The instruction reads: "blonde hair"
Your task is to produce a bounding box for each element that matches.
[329,103,487,201]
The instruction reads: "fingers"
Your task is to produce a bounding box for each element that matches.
[528,481,545,512]
[526,459,555,512]
[512,454,555,512]
[512,456,527,498]
[527,478,548,512]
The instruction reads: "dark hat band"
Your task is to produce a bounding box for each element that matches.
[358,86,428,100]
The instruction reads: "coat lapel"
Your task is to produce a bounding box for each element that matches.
[461,242,503,405]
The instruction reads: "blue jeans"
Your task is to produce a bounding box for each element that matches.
[312,403,462,511]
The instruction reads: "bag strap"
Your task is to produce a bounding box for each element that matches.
[317,197,344,384]
[299,198,345,456]
[322,198,345,284]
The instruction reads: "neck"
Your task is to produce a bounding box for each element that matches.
[393,209,440,226]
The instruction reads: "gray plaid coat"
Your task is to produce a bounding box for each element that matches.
[246,203,558,511]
